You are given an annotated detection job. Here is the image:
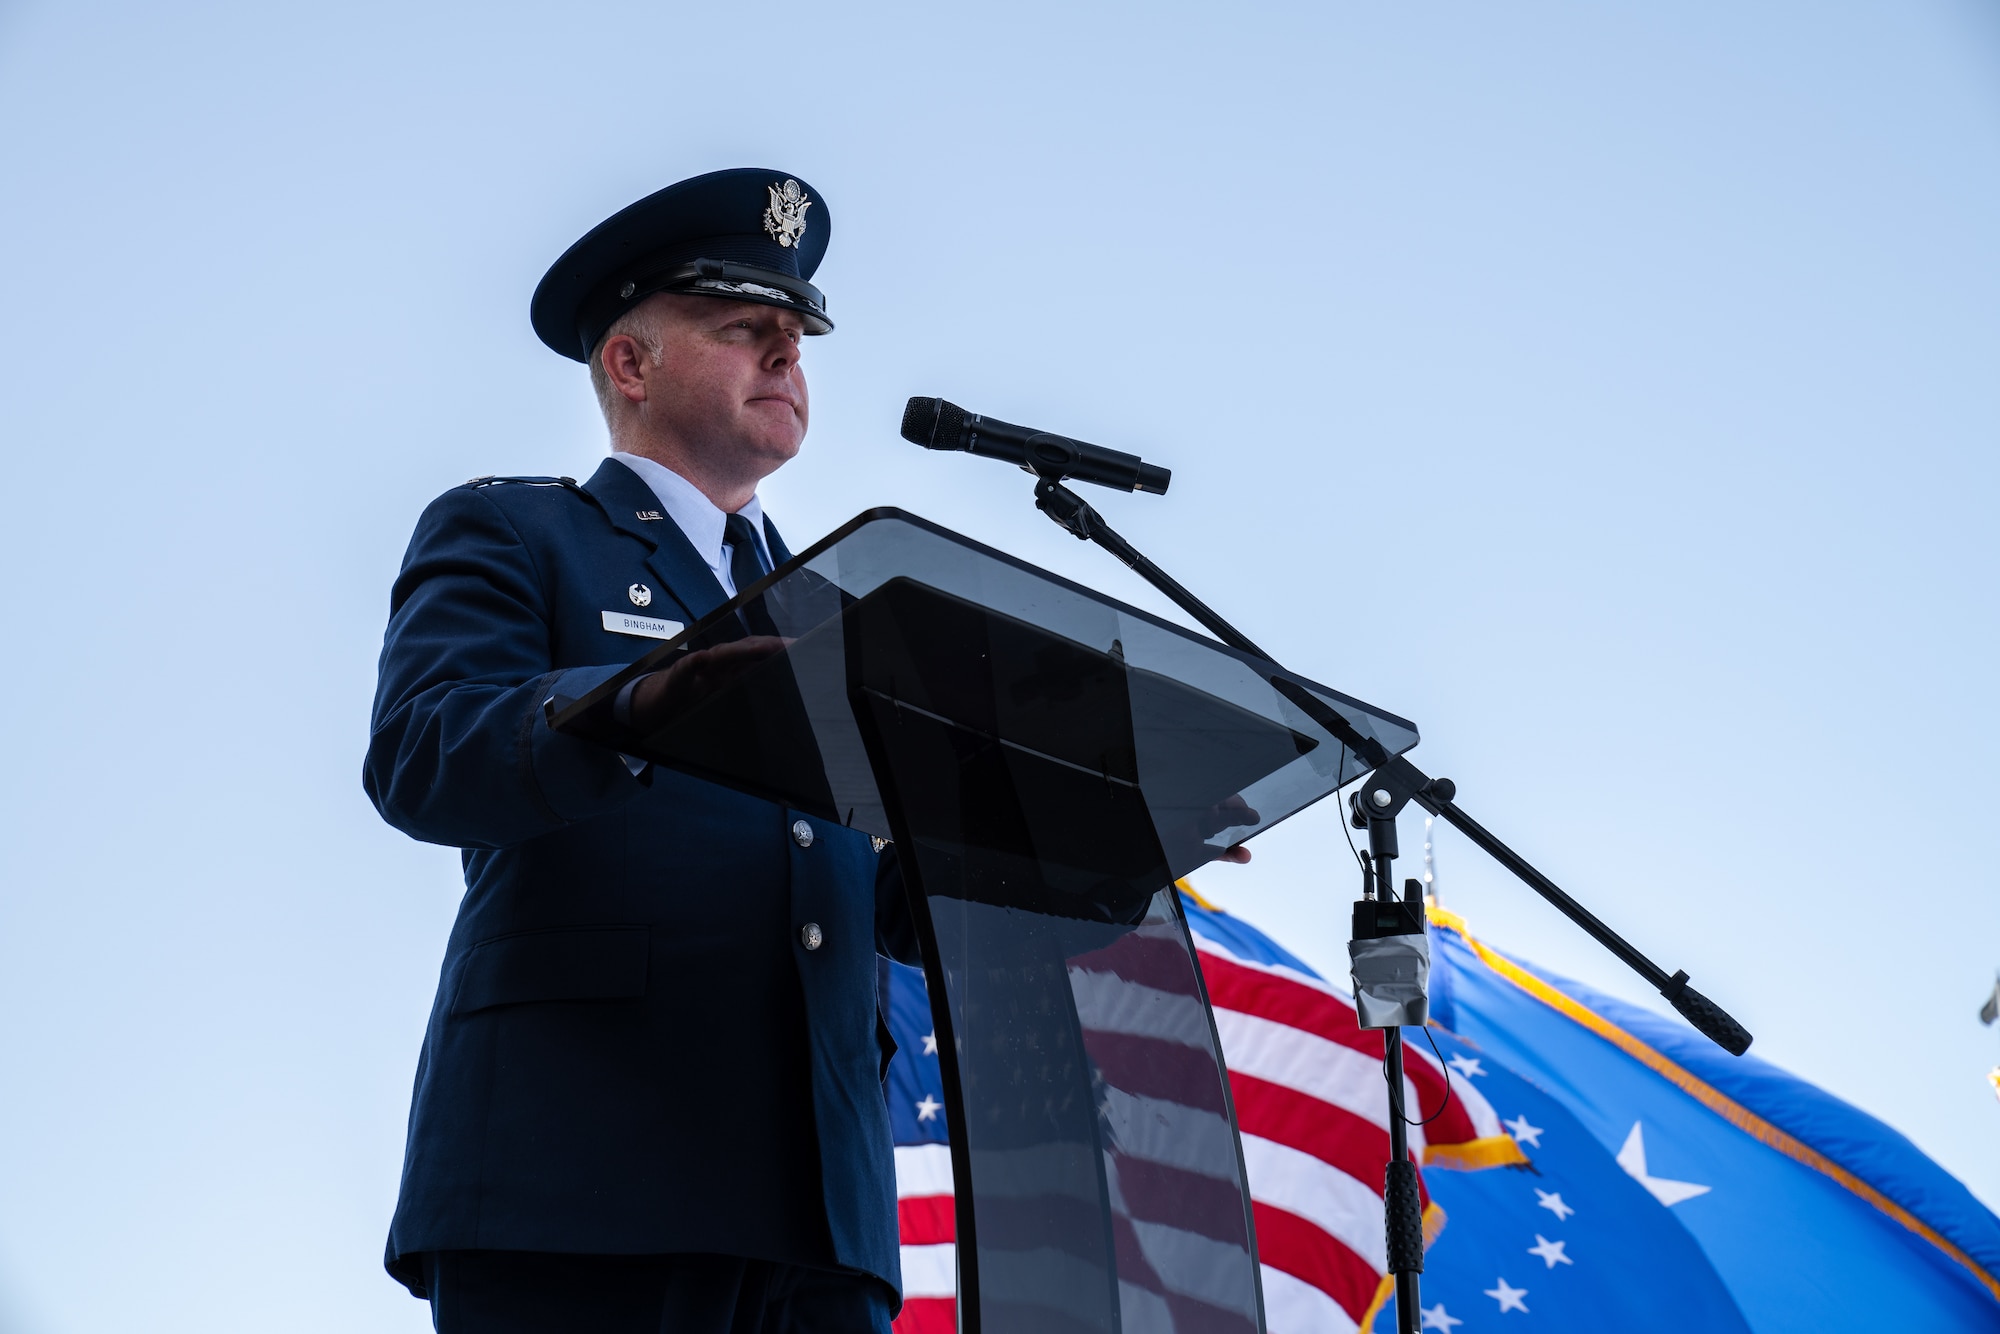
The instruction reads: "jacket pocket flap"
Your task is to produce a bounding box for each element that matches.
[452,926,649,1015]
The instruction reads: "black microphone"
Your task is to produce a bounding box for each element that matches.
[901,397,1171,495]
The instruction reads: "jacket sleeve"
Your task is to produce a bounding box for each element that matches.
[364,485,641,849]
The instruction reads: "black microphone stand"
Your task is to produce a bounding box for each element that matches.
[1030,472,1752,1334]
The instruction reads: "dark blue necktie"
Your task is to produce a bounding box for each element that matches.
[725,512,780,637]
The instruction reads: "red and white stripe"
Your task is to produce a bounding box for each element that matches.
[892,1141,956,1334]
[891,920,1516,1334]
[1193,927,1514,1332]
[1073,927,1267,1334]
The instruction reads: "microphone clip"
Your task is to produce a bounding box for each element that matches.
[1033,476,1100,543]
[1022,433,1091,485]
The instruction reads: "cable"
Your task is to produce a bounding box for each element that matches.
[1337,781,1371,880]
[1382,1027,1457,1128]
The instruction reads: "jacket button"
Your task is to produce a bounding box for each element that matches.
[791,819,814,848]
[800,922,823,951]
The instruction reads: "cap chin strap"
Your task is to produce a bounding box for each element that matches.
[579,257,831,354]
[673,258,827,315]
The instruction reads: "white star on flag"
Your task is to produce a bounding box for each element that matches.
[1617,1122,1712,1206]
[1527,1234,1573,1268]
[1534,1188,1575,1221]
[915,1095,941,1121]
[1447,1053,1486,1078]
[1483,1277,1530,1313]
[1503,1113,1543,1147]
[920,1031,937,1055]
[1420,1302,1464,1330]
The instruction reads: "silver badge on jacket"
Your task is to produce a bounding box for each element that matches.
[628,584,652,607]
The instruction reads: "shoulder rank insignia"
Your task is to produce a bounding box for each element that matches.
[762,179,812,249]
[466,475,580,490]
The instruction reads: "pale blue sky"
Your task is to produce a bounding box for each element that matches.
[1,3,1996,1330]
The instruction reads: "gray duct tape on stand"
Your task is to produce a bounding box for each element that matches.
[1349,933,1431,1029]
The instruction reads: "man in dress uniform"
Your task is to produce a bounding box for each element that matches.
[365,168,914,1333]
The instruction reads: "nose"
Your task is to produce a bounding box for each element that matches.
[763,329,800,372]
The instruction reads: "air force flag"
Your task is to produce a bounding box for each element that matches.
[1387,1019,1751,1330]
[1401,907,2000,1331]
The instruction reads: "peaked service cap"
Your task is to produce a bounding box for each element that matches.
[531,167,833,362]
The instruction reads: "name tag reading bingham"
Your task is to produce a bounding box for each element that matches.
[602,610,685,640]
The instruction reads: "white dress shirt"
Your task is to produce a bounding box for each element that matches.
[611,451,771,596]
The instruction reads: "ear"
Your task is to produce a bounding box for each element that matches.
[600,333,650,405]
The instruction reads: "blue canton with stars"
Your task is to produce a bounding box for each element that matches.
[883,959,948,1144]
[1373,1025,1750,1332]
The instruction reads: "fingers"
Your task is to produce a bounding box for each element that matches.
[698,634,791,663]
[1195,793,1263,840]
[1217,794,1261,823]
[630,636,793,730]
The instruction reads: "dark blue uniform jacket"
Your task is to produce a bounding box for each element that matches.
[365,457,914,1299]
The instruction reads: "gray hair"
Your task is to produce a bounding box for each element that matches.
[588,300,669,423]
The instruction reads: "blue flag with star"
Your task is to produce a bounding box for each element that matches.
[1385,908,2000,1331]
[1387,1023,1751,1330]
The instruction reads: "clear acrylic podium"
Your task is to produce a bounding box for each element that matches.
[551,509,1419,1334]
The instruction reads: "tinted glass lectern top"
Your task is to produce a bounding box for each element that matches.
[551,509,1419,1334]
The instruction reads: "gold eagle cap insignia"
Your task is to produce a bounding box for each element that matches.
[762,178,812,249]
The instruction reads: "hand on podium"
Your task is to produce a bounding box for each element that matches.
[1203,793,1259,865]
[627,636,791,733]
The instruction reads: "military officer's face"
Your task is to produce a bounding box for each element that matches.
[602,294,810,487]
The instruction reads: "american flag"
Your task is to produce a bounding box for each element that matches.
[883,886,1523,1334]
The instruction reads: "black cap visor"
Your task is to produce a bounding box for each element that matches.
[577,258,831,360]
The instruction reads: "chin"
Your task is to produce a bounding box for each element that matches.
[740,409,804,449]
[755,420,806,456]
[743,435,803,473]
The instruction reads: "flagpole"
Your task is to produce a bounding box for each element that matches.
[1422,815,1439,907]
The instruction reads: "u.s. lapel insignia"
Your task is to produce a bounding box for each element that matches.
[628,583,652,607]
[762,179,812,249]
